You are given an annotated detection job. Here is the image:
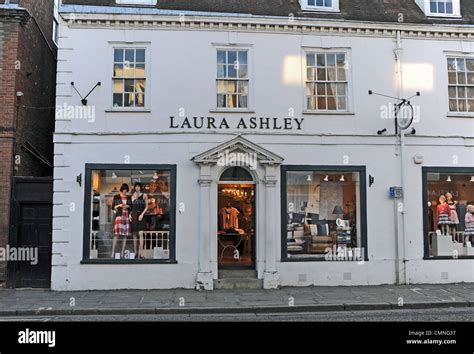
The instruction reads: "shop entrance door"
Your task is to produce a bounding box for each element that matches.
[217,168,256,269]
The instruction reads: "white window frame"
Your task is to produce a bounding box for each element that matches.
[107,42,151,112]
[211,44,254,113]
[116,0,157,5]
[302,47,353,115]
[299,0,340,13]
[445,52,474,117]
[415,0,461,18]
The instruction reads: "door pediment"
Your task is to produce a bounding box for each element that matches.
[192,136,284,166]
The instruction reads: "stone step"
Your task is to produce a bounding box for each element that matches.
[218,269,257,279]
[214,277,263,290]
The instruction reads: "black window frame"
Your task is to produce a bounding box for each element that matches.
[81,163,177,264]
[422,166,474,260]
[281,165,368,262]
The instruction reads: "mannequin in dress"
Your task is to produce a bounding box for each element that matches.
[130,182,148,259]
[220,202,239,231]
[111,184,132,258]
[437,195,451,236]
[445,192,459,237]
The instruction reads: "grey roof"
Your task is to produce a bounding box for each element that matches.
[62,0,474,25]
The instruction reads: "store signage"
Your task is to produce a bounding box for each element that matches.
[389,187,403,199]
[170,116,304,130]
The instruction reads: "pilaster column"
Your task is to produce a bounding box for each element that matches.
[196,165,213,290]
[262,164,281,289]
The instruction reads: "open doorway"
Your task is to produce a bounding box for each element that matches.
[217,167,256,269]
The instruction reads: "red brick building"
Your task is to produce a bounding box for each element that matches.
[0,0,56,285]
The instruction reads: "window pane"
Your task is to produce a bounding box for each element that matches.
[327,67,337,81]
[337,83,346,96]
[317,68,327,81]
[468,100,474,112]
[114,64,124,77]
[448,72,457,84]
[238,95,248,108]
[447,58,456,71]
[228,95,237,108]
[228,65,237,78]
[217,51,226,65]
[217,64,226,78]
[88,169,173,261]
[337,68,346,81]
[135,80,145,94]
[467,87,474,99]
[136,49,145,63]
[227,81,237,94]
[457,73,466,85]
[327,83,336,96]
[467,73,474,85]
[307,68,316,81]
[307,54,315,67]
[285,171,363,260]
[237,81,249,95]
[123,63,135,78]
[317,54,326,67]
[327,96,336,110]
[114,49,124,63]
[326,54,336,66]
[449,99,458,112]
[228,51,237,65]
[238,64,248,79]
[317,83,326,96]
[336,54,345,67]
[113,93,123,107]
[238,51,248,65]
[337,96,347,110]
[458,99,467,112]
[113,80,124,93]
[457,58,466,71]
[135,93,145,107]
[217,94,226,108]
[124,93,135,107]
[446,1,453,13]
[317,96,326,110]
[124,80,135,93]
[466,59,474,72]
[307,96,316,110]
[135,63,145,77]
[125,49,135,63]
[448,86,457,99]
[216,80,227,94]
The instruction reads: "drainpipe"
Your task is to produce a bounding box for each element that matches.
[394,30,408,285]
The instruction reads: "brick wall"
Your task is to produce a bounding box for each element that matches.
[0,20,20,281]
[0,0,57,282]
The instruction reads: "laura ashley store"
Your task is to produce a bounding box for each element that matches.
[52,0,474,290]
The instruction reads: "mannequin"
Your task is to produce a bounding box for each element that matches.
[436,195,451,236]
[131,182,148,259]
[111,184,132,258]
[464,204,474,244]
[445,192,459,237]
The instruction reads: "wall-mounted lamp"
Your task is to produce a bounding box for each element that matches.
[470,176,474,183]
[377,128,387,135]
[413,153,423,165]
[71,81,101,106]
[323,175,329,182]
[307,175,312,182]
[111,172,117,179]
[446,176,452,182]
[369,175,375,187]
[76,173,82,187]
[340,175,345,182]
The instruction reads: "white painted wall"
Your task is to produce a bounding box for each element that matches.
[52,10,474,290]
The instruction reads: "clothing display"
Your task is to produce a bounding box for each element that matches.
[112,195,132,236]
[465,212,474,238]
[447,202,459,225]
[131,194,147,231]
[437,203,451,225]
[220,207,239,230]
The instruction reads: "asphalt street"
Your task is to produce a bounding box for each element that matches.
[1,307,473,322]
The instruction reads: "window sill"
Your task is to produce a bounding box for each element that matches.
[303,110,355,116]
[281,258,369,263]
[447,113,474,118]
[105,109,151,113]
[81,259,177,265]
[423,256,474,260]
[210,109,255,114]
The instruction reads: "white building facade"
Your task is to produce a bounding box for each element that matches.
[53,0,474,290]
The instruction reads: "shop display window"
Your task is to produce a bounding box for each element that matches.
[282,166,367,261]
[84,165,176,262]
[423,168,474,258]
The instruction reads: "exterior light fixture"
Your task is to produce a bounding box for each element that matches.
[446,176,452,182]
[470,176,474,183]
[340,175,345,182]
[307,175,312,182]
[111,172,117,179]
[323,175,329,182]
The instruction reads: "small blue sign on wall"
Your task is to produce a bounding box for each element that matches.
[389,187,403,199]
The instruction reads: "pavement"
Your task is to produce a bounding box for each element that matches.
[0,283,473,317]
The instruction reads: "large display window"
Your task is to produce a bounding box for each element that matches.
[83,164,176,263]
[423,167,474,259]
[281,166,367,261]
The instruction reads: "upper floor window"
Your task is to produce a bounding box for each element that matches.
[305,52,349,112]
[116,0,157,5]
[216,49,249,110]
[448,57,474,113]
[300,0,340,12]
[415,0,461,17]
[113,48,146,108]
